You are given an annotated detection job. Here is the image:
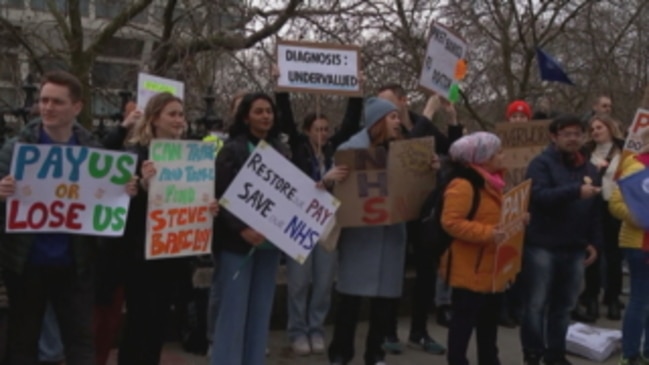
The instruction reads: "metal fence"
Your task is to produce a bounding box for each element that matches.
[0,81,222,143]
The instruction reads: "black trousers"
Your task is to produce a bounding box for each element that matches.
[328,294,392,365]
[3,266,95,365]
[447,288,501,365]
[582,204,623,303]
[386,234,436,338]
[118,259,187,365]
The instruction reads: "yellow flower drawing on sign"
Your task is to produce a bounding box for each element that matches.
[396,140,433,177]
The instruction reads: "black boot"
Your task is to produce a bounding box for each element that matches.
[607,301,622,320]
[583,299,599,318]
[571,306,596,323]
[436,305,452,328]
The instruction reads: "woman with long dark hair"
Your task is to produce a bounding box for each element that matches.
[210,92,290,365]
[275,89,362,355]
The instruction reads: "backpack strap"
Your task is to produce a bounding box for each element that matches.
[444,181,481,288]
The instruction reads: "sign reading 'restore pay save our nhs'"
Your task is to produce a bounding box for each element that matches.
[6,143,137,236]
[145,140,215,260]
[276,41,362,97]
[220,141,340,264]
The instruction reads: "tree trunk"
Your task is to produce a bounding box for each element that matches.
[69,54,93,129]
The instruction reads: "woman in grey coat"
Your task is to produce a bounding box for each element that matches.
[327,97,406,365]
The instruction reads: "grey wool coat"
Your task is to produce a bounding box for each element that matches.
[334,130,407,298]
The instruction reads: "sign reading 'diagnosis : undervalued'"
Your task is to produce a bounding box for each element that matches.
[220,141,340,264]
[276,40,362,96]
[6,143,137,236]
[145,140,215,260]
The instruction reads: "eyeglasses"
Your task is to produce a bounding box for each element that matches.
[557,131,584,138]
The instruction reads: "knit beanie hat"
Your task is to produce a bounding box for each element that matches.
[449,132,502,165]
[363,97,398,129]
[506,100,532,120]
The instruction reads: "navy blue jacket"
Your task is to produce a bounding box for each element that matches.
[524,145,603,251]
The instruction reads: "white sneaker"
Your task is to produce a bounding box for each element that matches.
[310,334,326,353]
[292,336,311,356]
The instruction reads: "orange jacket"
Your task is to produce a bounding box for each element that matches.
[440,170,504,293]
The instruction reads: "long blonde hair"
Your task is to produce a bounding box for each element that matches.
[588,114,623,141]
[128,92,183,146]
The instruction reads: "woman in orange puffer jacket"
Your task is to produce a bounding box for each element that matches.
[440,132,526,365]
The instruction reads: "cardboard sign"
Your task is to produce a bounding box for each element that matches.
[618,108,649,172]
[492,179,531,291]
[137,73,185,110]
[219,141,340,264]
[6,143,137,236]
[495,120,551,190]
[419,23,468,99]
[276,41,362,96]
[334,137,435,227]
[145,140,215,260]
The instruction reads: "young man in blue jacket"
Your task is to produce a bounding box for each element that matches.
[520,114,603,365]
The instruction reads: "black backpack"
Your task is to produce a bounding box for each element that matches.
[419,162,481,267]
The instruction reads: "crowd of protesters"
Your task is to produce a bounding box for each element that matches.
[0,69,645,365]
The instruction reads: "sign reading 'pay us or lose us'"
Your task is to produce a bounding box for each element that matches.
[220,141,340,264]
[145,140,215,260]
[276,41,362,96]
[6,143,137,236]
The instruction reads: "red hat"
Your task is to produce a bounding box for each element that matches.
[506,100,532,120]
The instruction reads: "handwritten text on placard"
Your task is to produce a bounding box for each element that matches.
[220,141,340,264]
[7,143,136,236]
[146,140,215,260]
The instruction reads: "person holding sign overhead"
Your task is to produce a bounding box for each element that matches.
[117,92,219,365]
[0,70,139,365]
[327,97,406,365]
[273,66,363,356]
[211,92,290,365]
[379,84,460,355]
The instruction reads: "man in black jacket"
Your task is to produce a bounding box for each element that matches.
[520,115,602,365]
[0,71,137,365]
[377,84,463,356]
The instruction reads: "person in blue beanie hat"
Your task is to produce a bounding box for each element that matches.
[326,97,405,365]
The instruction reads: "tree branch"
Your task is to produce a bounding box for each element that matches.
[0,17,44,74]
[155,0,302,68]
[85,0,155,56]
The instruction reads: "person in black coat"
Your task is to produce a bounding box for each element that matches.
[376,84,463,355]
[275,91,362,355]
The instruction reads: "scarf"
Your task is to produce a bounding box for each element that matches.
[470,164,506,192]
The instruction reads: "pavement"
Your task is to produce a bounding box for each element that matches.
[108,315,623,365]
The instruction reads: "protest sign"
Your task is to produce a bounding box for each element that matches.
[276,40,362,96]
[137,73,185,110]
[493,179,531,291]
[496,120,551,190]
[334,137,435,227]
[618,108,649,173]
[6,143,137,236]
[145,140,215,260]
[419,23,468,99]
[219,141,340,264]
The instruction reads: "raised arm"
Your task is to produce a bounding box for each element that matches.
[329,97,363,149]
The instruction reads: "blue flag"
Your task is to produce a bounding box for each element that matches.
[536,48,574,85]
[618,168,649,231]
